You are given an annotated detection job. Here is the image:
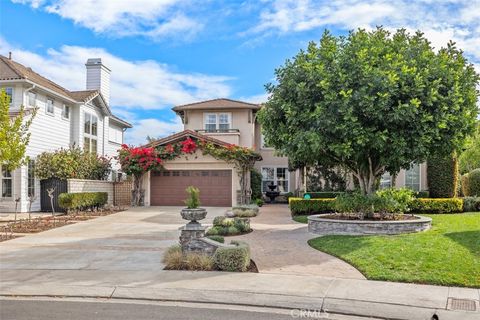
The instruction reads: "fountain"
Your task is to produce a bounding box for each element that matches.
[265,183,280,203]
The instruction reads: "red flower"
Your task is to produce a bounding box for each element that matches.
[181,137,197,154]
[121,144,128,149]
[165,144,174,153]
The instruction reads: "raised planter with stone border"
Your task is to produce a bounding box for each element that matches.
[308,214,432,236]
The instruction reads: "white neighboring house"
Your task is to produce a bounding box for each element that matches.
[0,54,132,213]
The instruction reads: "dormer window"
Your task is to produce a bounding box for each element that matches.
[204,112,231,132]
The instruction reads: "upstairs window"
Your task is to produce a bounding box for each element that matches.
[204,113,231,132]
[4,87,13,106]
[62,105,70,119]
[28,92,36,107]
[46,98,54,114]
[84,112,98,153]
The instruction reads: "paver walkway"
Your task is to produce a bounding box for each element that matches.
[230,204,365,279]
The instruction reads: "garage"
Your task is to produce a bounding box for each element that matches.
[150,170,232,206]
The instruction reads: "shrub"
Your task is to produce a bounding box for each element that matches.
[227,226,240,234]
[206,226,222,235]
[415,191,430,198]
[464,169,480,196]
[334,193,374,217]
[233,217,250,233]
[427,154,459,198]
[207,217,251,236]
[303,191,345,198]
[376,188,415,213]
[184,253,215,271]
[410,198,463,214]
[58,192,108,211]
[184,186,200,208]
[250,169,262,200]
[35,147,111,180]
[463,197,480,212]
[232,204,259,217]
[213,240,250,272]
[461,174,470,196]
[289,198,335,216]
[253,198,264,207]
[207,235,225,243]
[162,245,215,271]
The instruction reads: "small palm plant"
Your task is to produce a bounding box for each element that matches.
[184,186,200,209]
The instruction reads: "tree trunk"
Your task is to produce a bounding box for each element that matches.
[132,173,144,206]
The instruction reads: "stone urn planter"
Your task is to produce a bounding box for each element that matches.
[179,207,208,246]
[180,208,207,225]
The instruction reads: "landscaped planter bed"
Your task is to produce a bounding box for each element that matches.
[308,214,432,235]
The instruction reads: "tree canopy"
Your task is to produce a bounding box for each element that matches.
[258,28,479,194]
[0,89,36,171]
[459,121,480,174]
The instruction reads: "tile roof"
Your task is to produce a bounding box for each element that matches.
[146,129,230,148]
[172,98,261,112]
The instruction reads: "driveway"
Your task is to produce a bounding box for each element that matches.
[0,205,363,279]
[231,205,365,279]
[0,207,227,272]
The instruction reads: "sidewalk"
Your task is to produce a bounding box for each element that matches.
[1,269,478,320]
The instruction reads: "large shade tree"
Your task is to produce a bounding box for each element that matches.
[258,28,479,194]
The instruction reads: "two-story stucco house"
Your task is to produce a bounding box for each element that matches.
[0,54,131,213]
[143,98,428,207]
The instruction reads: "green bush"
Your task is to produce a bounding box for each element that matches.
[207,216,251,236]
[35,147,111,180]
[376,188,415,213]
[289,198,335,216]
[415,191,430,198]
[232,204,259,217]
[213,240,250,272]
[58,192,108,211]
[463,197,480,212]
[184,186,200,208]
[253,198,264,207]
[304,191,345,198]
[427,154,458,198]
[464,169,480,196]
[162,245,214,271]
[207,235,225,243]
[410,198,463,214]
[250,169,262,200]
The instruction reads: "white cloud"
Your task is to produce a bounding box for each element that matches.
[125,116,184,145]
[250,0,480,67]
[12,0,202,40]
[0,37,232,109]
[239,93,269,104]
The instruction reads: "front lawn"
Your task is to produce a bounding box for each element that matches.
[308,213,480,288]
[293,215,309,224]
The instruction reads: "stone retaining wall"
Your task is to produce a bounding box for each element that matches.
[308,214,432,235]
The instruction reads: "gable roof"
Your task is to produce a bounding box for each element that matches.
[172,98,261,112]
[146,129,230,148]
[0,54,132,128]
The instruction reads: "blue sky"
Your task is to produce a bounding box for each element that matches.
[1,0,479,144]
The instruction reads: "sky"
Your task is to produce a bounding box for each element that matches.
[0,0,479,145]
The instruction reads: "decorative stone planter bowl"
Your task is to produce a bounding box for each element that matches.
[308,214,432,236]
[180,208,207,223]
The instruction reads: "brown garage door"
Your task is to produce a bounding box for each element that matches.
[150,170,232,206]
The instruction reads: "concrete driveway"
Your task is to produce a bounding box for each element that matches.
[0,207,228,272]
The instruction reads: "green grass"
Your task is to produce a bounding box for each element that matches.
[293,215,309,223]
[308,213,480,288]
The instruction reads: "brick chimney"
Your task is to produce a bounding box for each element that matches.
[85,58,111,105]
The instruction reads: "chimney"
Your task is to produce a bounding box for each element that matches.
[85,58,111,105]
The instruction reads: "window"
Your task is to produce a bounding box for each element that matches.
[109,125,123,144]
[27,160,35,197]
[28,92,36,107]
[46,98,54,114]
[4,87,13,106]
[84,112,98,153]
[1,166,12,198]
[261,133,272,149]
[261,167,289,193]
[204,113,231,132]
[380,171,391,189]
[405,164,420,191]
[62,105,70,119]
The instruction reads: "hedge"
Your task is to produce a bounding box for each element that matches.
[427,154,458,198]
[410,198,463,214]
[303,191,344,198]
[58,192,108,211]
[463,169,480,196]
[213,240,250,272]
[463,197,480,212]
[289,198,335,216]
